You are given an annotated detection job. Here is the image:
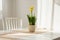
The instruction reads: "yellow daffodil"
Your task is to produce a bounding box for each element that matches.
[29,6,34,13]
[27,6,36,25]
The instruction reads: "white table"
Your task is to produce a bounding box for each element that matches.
[0,30,60,40]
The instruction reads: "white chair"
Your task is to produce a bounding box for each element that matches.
[4,17,22,31]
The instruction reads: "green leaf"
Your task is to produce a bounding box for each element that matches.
[27,15,36,25]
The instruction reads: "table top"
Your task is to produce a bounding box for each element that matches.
[0,30,60,40]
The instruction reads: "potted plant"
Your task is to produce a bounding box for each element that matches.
[27,6,36,32]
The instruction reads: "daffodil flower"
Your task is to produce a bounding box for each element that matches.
[29,6,34,14]
[27,6,36,25]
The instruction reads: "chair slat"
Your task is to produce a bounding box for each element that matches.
[5,17,21,31]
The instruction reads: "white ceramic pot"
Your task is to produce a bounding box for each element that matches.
[29,25,35,33]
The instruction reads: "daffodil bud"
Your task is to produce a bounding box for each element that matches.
[29,6,34,14]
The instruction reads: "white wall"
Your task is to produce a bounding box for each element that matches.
[1,0,37,30]
[2,0,14,17]
[0,0,3,30]
[0,11,3,30]
[15,0,37,28]
[1,0,60,32]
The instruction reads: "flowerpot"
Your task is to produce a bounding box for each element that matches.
[29,25,35,33]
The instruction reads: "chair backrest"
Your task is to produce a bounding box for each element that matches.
[4,17,22,31]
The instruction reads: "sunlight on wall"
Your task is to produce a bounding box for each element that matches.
[37,0,42,29]
[37,0,52,31]
[53,3,60,33]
